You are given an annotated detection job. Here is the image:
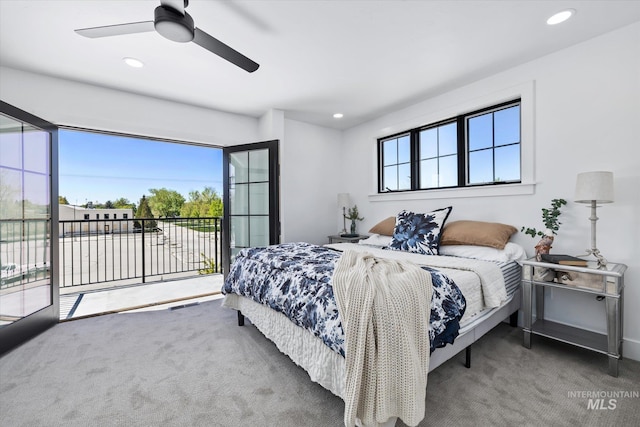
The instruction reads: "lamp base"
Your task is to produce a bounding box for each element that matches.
[580,248,608,269]
[578,201,608,269]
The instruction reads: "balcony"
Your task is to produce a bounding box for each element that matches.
[59,274,225,320]
[1,217,224,322]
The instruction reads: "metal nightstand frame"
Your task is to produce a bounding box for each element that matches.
[521,258,627,377]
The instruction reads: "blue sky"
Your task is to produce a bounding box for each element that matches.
[59,129,222,206]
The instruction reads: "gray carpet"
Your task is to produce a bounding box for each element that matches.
[1,300,638,427]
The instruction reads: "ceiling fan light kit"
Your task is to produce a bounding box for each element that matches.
[74,0,259,73]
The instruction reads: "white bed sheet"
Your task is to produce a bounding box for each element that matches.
[325,243,497,324]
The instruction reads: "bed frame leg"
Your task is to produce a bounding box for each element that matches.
[509,311,518,327]
[237,311,245,326]
[465,346,471,369]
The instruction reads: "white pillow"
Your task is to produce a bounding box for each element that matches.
[439,242,527,263]
[358,234,393,248]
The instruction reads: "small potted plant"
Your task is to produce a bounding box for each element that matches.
[344,205,364,236]
[521,198,567,239]
[521,198,567,268]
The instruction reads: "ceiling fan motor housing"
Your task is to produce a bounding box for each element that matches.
[154,5,194,42]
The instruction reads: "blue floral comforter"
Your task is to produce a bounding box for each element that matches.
[222,242,466,357]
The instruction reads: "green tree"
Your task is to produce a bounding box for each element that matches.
[180,193,199,218]
[180,187,223,218]
[147,188,185,218]
[113,197,136,215]
[206,189,223,217]
[134,195,156,229]
[104,200,115,209]
[59,196,69,204]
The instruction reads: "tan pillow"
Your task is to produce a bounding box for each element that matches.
[368,216,396,236]
[440,220,517,249]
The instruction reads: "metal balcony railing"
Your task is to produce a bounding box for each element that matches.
[58,217,222,287]
[0,219,51,290]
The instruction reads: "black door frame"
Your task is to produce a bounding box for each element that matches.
[222,140,280,276]
[0,100,59,355]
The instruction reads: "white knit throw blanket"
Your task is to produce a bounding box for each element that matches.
[333,250,433,427]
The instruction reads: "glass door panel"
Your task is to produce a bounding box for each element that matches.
[249,216,269,247]
[0,101,58,355]
[230,216,249,257]
[249,149,269,181]
[249,182,269,215]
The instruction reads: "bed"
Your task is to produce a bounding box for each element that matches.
[221,212,526,427]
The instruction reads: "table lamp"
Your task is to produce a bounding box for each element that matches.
[337,193,350,235]
[574,171,614,268]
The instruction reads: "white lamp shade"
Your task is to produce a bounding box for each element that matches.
[337,193,351,208]
[574,171,614,203]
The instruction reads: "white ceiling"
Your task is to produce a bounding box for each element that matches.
[1,1,639,130]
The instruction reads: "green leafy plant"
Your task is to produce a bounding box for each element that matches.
[198,253,217,275]
[521,198,567,238]
[344,205,364,222]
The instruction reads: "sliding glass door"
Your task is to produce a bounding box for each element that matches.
[0,101,58,355]
[222,140,279,274]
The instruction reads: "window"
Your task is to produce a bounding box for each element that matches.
[104,214,109,219]
[467,103,520,185]
[419,121,458,189]
[113,214,117,219]
[379,99,520,193]
[380,133,411,191]
[95,214,99,219]
[83,214,89,220]
[123,213,128,219]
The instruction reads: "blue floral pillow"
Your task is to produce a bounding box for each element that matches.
[388,207,452,255]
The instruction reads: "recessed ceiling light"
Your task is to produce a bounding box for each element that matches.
[546,9,575,25]
[333,113,344,119]
[123,57,144,68]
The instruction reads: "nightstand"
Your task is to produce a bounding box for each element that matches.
[328,234,367,244]
[521,257,627,376]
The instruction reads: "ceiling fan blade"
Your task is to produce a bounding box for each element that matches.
[193,28,259,73]
[75,21,155,39]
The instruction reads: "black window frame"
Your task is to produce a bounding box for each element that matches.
[379,132,412,192]
[378,99,521,193]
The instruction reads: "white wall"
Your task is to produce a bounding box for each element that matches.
[0,66,259,146]
[257,109,343,245]
[340,22,640,361]
[258,109,285,142]
[280,118,342,244]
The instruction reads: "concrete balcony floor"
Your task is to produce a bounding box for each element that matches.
[59,274,225,320]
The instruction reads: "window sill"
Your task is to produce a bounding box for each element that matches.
[368,182,535,202]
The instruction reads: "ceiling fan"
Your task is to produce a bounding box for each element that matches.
[74,0,259,73]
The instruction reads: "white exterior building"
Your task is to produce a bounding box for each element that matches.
[58,205,134,236]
